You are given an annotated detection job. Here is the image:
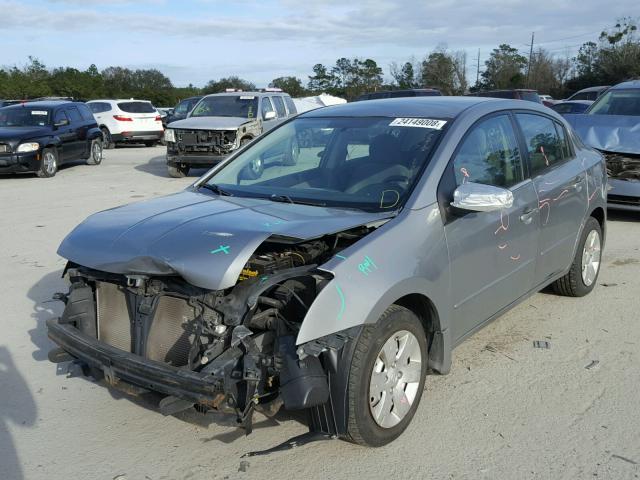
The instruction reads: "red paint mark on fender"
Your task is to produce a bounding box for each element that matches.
[498,243,508,250]
[510,254,521,261]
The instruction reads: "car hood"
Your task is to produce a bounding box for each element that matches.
[58,190,394,290]
[0,126,49,143]
[565,114,640,154]
[168,116,255,131]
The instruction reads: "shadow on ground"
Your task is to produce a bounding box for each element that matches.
[0,346,37,480]
[134,155,209,179]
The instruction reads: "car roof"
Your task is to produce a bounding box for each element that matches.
[610,80,640,90]
[0,100,73,109]
[203,92,289,98]
[88,99,153,103]
[557,100,593,105]
[299,96,521,119]
[575,85,610,93]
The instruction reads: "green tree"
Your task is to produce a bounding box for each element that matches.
[202,76,256,94]
[480,44,527,90]
[270,76,306,97]
[307,63,334,93]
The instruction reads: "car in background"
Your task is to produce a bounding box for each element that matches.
[1,100,24,108]
[87,99,164,149]
[564,80,640,211]
[48,96,606,448]
[551,100,593,116]
[0,100,103,177]
[354,88,442,102]
[466,89,542,103]
[164,90,297,177]
[566,86,610,102]
[165,96,203,125]
[539,94,557,107]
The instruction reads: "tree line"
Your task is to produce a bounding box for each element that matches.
[1,18,638,105]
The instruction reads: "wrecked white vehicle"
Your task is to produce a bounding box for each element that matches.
[565,80,640,211]
[48,97,606,447]
[164,91,297,178]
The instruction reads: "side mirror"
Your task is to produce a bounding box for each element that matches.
[263,111,276,121]
[54,119,69,128]
[451,182,513,212]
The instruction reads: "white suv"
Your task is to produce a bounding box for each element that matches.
[87,99,163,149]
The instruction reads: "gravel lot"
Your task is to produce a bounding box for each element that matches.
[1,146,639,480]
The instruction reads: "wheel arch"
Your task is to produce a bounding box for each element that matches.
[589,206,606,240]
[393,292,449,374]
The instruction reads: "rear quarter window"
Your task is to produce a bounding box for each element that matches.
[271,96,287,118]
[77,104,95,121]
[117,102,156,114]
[284,96,297,115]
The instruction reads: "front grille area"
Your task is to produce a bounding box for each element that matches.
[608,194,640,206]
[146,295,196,366]
[96,282,132,351]
[175,129,236,155]
[0,144,10,154]
[95,282,196,367]
[602,151,640,180]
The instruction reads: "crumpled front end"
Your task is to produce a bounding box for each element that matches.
[167,128,239,166]
[601,150,640,211]
[47,227,376,432]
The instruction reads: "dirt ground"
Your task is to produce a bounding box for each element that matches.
[1,146,639,480]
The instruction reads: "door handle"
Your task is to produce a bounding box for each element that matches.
[520,207,537,225]
[570,176,583,192]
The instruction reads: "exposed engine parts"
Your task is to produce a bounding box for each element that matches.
[604,151,640,180]
[54,227,375,431]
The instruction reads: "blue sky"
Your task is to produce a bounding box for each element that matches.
[1,0,637,87]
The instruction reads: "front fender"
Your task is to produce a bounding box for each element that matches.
[296,204,452,346]
[88,127,103,141]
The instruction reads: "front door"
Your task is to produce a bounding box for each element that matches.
[52,110,76,162]
[514,113,587,286]
[441,113,540,341]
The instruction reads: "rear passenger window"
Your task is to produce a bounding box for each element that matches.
[516,113,568,175]
[66,107,83,124]
[77,104,95,121]
[453,115,523,188]
[284,96,297,115]
[271,96,286,118]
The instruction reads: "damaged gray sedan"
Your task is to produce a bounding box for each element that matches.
[48,97,606,447]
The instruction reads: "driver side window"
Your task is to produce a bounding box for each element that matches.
[261,98,275,120]
[53,110,69,125]
[453,114,523,188]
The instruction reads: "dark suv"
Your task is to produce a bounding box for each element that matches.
[354,88,442,101]
[465,89,542,103]
[0,101,103,178]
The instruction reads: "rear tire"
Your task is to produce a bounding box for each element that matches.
[552,216,602,297]
[168,165,189,178]
[86,138,103,165]
[345,305,427,447]
[101,128,115,149]
[36,148,58,178]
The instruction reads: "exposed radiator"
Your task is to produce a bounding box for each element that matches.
[96,282,132,352]
[145,295,195,367]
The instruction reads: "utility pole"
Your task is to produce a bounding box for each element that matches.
[476,48,480,86]
[526,31,535,87]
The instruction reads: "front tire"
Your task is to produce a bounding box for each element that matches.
[167,164,189,178]
[345,305,427,447]
[552,216,602,297]
[36,148,58,178]
[86,138,103,165]
[144,141,157,147]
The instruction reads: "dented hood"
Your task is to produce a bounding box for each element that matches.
[565,113,640,154]
[167,116,254,131]
[58,190,393,290]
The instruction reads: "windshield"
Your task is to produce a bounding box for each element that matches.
[588,89,640,116]
[0,107,51,127]
[201,116,447,212]
[190,96,259,119]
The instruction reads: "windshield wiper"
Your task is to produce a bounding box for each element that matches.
[268,194,326,207]
[199,183,234,196]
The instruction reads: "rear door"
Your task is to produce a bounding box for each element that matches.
[440,113,540,341]
[64,106,87,159]
[52,109,75,161]
[514,113,587,286]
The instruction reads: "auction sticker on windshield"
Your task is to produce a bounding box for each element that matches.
[31,111,48,115]
[389,118,447,129]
